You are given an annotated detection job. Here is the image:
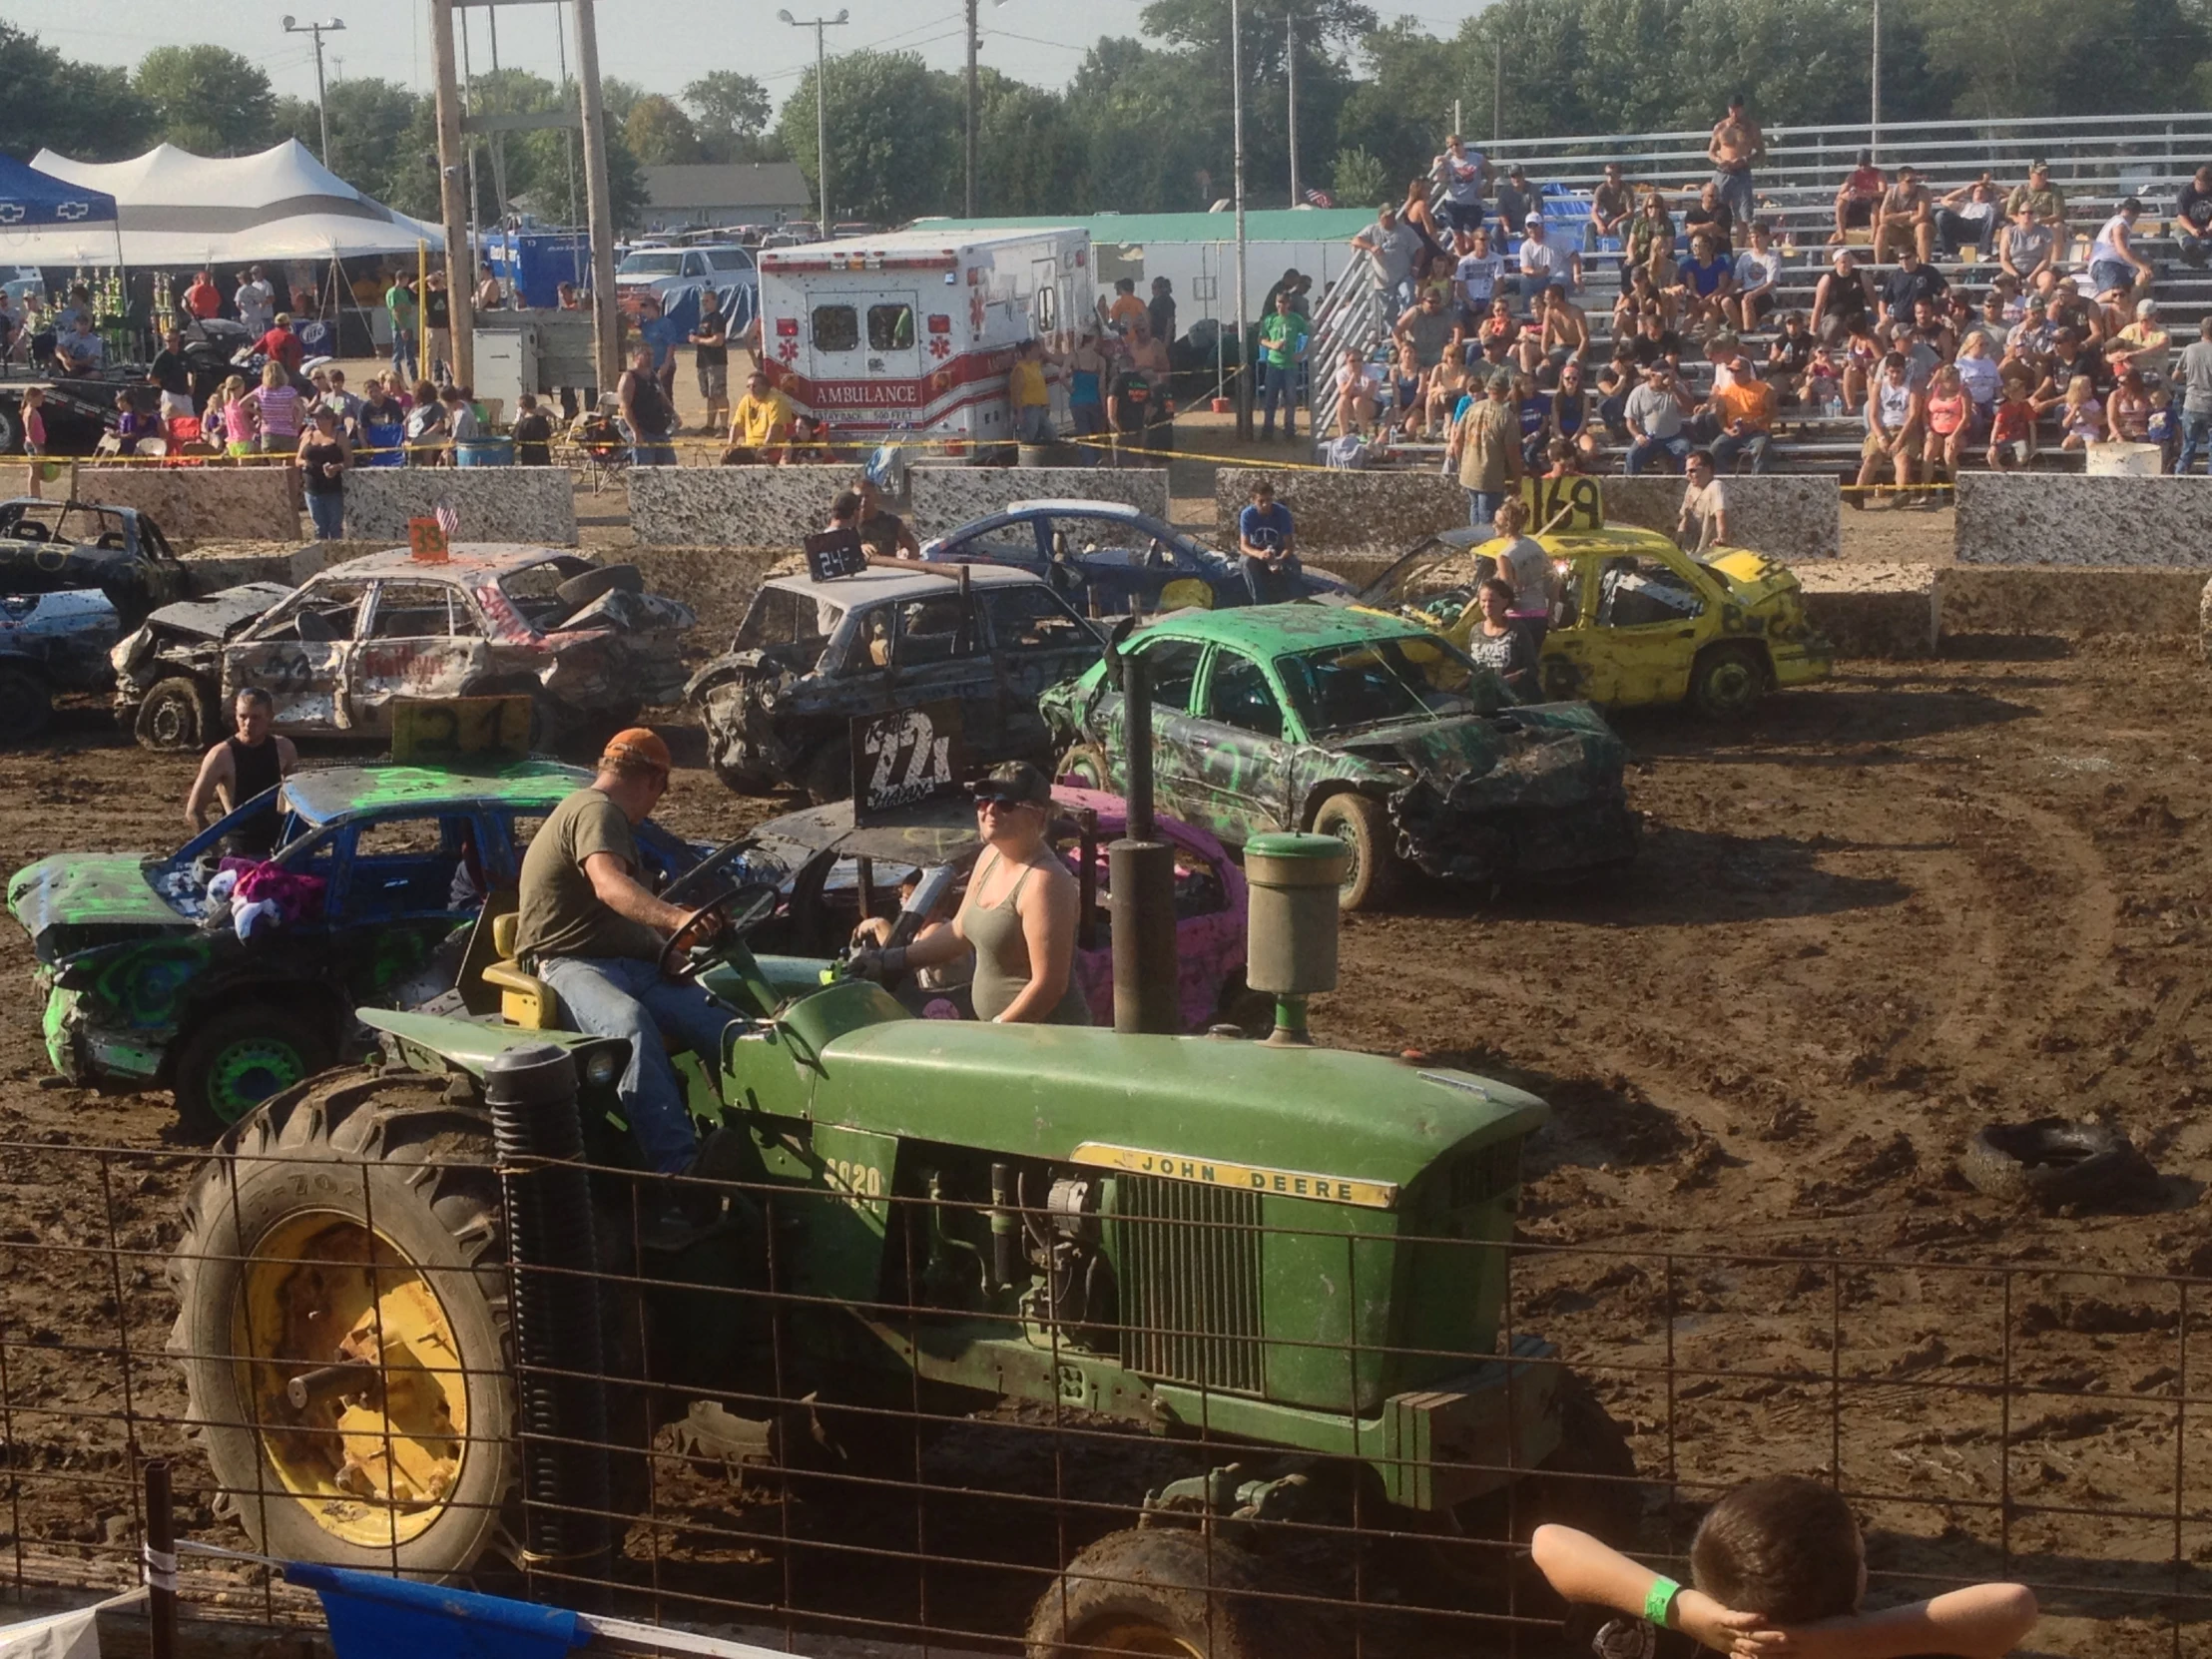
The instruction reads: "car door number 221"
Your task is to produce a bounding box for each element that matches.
[859,705,957,813]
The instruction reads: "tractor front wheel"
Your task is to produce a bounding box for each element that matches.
[1026,1527,1284,1659]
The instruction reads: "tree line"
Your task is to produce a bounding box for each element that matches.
[7,0,2209,237]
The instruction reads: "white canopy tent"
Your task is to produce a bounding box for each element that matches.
[11,140,443,266]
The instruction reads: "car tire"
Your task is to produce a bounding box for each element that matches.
[134,675,217,753]
[556,562,645,609]
[1690,642,1768,721]
[0,664,52,743]
[1311,792,1398,912]
[173,1002,336,1138]
[1056,742,1113,791]
[0,401,22,455]
[1960,1118,2162,1212]
[803,737,852,805]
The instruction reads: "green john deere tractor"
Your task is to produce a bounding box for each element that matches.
[170,863,1635,1656]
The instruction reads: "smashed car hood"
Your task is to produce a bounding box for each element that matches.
[1706,549,1807,618]
[145,582,296,642]
[8,853,188,954]
[1348,707,1627,814]
[559,587,696,635]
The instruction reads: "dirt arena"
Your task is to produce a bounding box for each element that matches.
[2,497,2209,1655]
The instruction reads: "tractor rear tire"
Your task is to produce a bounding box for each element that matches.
[1311,792,1398,912]
[169,1068,518,1582]
[172,1002,335,1137]
[1690,643,1768,721]
[135,675,216,752]
[1026,1527,1281,1659]
[0,664,52,744]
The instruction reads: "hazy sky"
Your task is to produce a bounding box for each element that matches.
[16,0,1486,125]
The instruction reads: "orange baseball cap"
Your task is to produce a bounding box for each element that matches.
[601,727,672,777]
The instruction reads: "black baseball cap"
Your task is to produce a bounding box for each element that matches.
[972,761,1051,808]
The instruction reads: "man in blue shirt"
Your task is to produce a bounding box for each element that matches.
[1236,478,1302,603]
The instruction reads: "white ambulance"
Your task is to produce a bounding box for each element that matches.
[756,226,1089,457]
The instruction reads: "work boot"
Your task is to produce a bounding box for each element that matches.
[641,1129,745,1252]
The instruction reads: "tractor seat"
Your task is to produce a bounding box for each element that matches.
[483,911,562,1029]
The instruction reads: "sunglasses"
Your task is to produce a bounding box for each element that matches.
[973,793,1032,811]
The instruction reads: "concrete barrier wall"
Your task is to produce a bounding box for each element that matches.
[1211,469,1839,561]
[908,466,1170,538]
[1938,566,2205,636]
[627,466,853,548]
[1955,474,2212,566]
[6,462,301,542]
[341,468,578,546]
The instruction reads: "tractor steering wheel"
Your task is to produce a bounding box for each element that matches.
[658,881,780,981]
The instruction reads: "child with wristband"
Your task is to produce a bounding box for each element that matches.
[1532,1475,2037,1659]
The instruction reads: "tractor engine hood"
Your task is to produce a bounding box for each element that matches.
[1342,705,1627,815]
[7,852,195,963]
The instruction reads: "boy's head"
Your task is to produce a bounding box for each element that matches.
[1690,1475,1863,1624]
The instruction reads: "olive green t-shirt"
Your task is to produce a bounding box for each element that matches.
[514,788,662,963]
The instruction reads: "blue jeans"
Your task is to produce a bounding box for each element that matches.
[1708,430,1772,474]
[2178,410,2212,476]
[390,327,416,374]
[1626,434,1691,474]
[305,490,344,539]
[631,439,678,467]
[1243,551,1304,604]
[2088,259,2136,296]
[1464,488,1506,529]
[1070,401,1108,463]
[537,956,735,1174]
[1259,362,1300,434]
[1713,169,1756,223]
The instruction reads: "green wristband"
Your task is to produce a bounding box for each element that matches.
[1644,1576,1682,1628]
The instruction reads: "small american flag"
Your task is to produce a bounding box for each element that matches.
[434,502,460,540]
[1304,187,1336,209]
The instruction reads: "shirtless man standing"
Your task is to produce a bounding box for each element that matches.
[184,688,298,856]
[1707,95,1766,233]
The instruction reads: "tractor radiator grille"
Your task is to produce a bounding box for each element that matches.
[1114,1176,1265,1394]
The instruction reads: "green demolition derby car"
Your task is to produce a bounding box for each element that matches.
[1040,602,1638,909]
[168,870,1638,1653]
[4,761,709,1130]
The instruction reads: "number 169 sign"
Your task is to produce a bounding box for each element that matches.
[1521,474,1604,533]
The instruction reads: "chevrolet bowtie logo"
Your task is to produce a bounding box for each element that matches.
[56,202,90,222]
[0,205,22,225]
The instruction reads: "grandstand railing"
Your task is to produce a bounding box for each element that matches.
[1307,247,1384,439]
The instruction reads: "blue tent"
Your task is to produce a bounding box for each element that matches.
[0,151,118,232]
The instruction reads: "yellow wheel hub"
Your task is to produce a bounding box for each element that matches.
[1079,1625,1204,1658]
[235,1214,470,1548]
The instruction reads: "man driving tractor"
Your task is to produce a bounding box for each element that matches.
[514,730,730,1228]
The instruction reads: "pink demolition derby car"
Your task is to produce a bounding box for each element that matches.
[750,784,1251,1032]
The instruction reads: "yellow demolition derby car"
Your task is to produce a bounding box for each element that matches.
[1356,483,1832,718]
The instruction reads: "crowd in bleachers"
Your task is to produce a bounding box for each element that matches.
[1328,106,2212,492]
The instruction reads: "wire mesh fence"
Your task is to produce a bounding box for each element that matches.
[5,1115,2212,1658]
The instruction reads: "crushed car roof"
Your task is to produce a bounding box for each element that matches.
[280,760,591,827]
[763,562,1056,605]
[311,544,585,581]
[1133,600,1435,654]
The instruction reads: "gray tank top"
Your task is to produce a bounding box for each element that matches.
[961,849,1091,1025]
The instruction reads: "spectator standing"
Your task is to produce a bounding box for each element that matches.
[148,327,193,421]
[1677,449,1730,551]
[2176,164,2212,269]
[473,261,503,312]
[619,346,679,466]
[2004,161,2067,235]
[257,313,305,375]
[235,265,276,336]
[512,394,555,466]
[1255,292,1310,440]
[1589,162,1634,243]
[1236,478,1303,603]
[690,294,732,436]
[1489,496,1555,649]
[1832,151,1887,243]
[1123,317,1173,461]
[1463,579,1538,698]
[1147,277,1176,348]
[1447,370,1522,526]
[1936,175,2001,262]
[246,361,303,458]
[1494,167,1538,238]
[1352,204,1421,314]
[1856,352,1925,504]
[1007,338,1053,445]
[422,272,453,384]
[1624,362,1692,474]
[384,272,418,376]
[1516,217,1580,317]
[1104,277,1147,333]
[1430,135,1490,239]
[295,405,349,539]
[182,270,222,321]
[1453,227,1506,329]
[1400,177,1447,267]
[2176,316,2212,474]
[1051,328,1112,458]
[404,377,450,463]
[1729,222,1781,333]
[1706,94,1765,229]
[359,378,406,466]
[2088,198,2152,304]
[1873,165,1935,263]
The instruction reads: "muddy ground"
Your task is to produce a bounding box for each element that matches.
[3,507,2211,1656]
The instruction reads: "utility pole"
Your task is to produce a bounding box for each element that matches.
[282,16,347,168]
[780,10,850,231]
[1493,42,1503,145]
[1870,0,1883,162]
[1286,13,1300,208]
[428,0,474,387]
[571,0,622,390]
[965,0,980,217]
[1232,0,1249,440]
